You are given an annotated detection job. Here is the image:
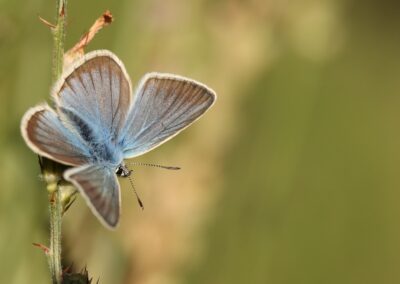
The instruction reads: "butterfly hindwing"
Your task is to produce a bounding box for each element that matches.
[21,104,91,166]
[53,50,132,145]
[64,164,121,229]
[120,73,216,158]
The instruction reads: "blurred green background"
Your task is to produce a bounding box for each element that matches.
[1,0,400,283]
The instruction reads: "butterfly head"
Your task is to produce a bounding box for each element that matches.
[115,164,132,177]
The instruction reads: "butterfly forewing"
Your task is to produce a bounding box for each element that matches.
[64,164,121,228]
[121,73,216,158]
[53,51,132,144]
[21,105,91,166]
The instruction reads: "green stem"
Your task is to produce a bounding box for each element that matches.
[53,0,66,82]
[48,0,67,283]
[48,184,63,284]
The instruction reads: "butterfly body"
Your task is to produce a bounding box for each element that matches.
[59,107,124,166]
[21,50,216,229]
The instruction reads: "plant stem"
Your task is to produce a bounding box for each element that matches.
[48,184,63,284]
[48,0,67,283]
[53,0,66,82]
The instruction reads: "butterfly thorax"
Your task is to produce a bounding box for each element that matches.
[88,139,122,163]
[115,164,132,177]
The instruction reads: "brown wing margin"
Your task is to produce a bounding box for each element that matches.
[64,164,121,229]
[20,104,90,166]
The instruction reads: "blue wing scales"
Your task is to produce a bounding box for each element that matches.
[53,50,132,147]
[120,73,216,158]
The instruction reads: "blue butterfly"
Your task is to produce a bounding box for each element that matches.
[21,50,216,229]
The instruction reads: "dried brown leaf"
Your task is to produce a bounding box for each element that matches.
[64,10,113,68]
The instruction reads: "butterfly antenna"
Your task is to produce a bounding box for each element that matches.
[128,176,144,210]
[128,162,181,170]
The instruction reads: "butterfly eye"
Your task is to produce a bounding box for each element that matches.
[115,164,132,177]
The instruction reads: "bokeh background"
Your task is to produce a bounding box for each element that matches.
[1,0,400,283]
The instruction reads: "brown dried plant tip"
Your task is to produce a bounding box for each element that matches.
[32,242,50,254]
[102,10,113,24]
[64,10,114,67]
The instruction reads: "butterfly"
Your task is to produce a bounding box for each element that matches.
[21,50,216,229]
